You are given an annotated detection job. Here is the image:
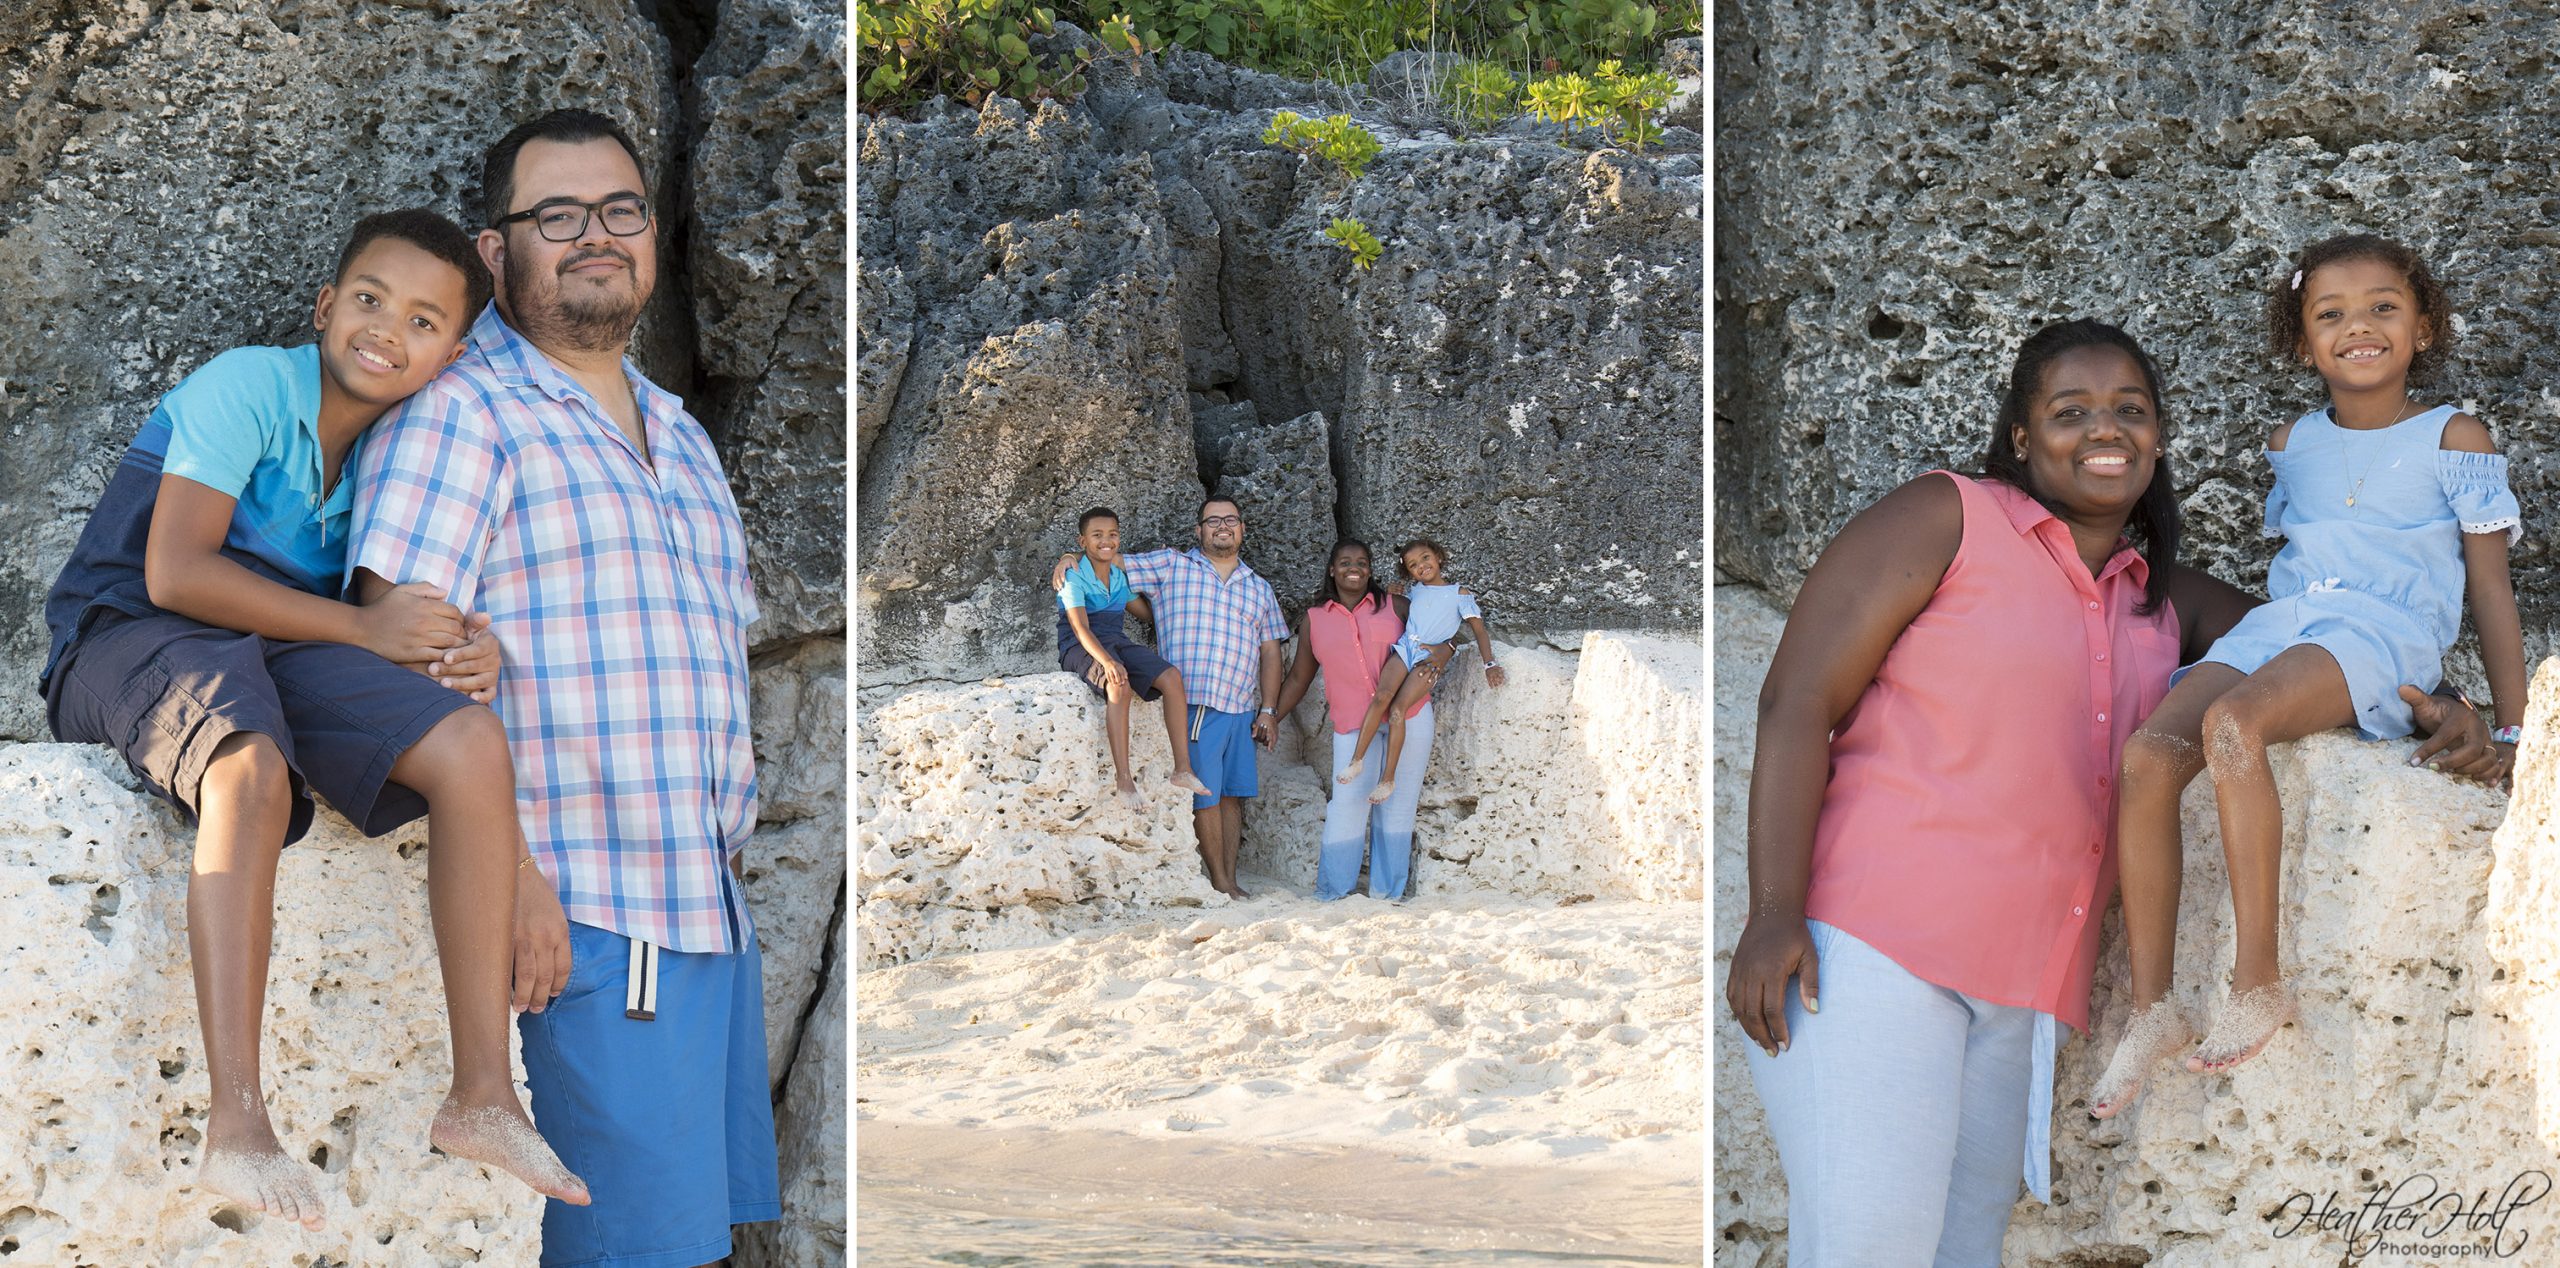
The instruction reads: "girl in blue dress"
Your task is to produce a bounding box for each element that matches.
[2090,235,2528,1118]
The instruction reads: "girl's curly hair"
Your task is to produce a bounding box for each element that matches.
[2269,234,2455,385]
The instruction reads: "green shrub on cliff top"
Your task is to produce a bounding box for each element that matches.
[1081,0,1695,84]
[1524,58,1675,150]
[857,0,1103,112]
[1262,111,1383,181]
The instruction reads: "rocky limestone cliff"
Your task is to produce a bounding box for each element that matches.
[0,1,844,1262]
[856,37,1704,690]
[1715,583,2560,1267]
[858,630,1701,969]
[1715,3,2560,684]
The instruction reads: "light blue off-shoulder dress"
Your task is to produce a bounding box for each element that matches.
[2198,403,2522,739]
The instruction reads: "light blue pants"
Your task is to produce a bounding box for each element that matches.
[1313,701,1435,900]
[1742,921,2060,1268]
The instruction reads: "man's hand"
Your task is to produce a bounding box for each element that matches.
[427,614,503,702]
[1252,712,1276,746]
[357,582,467,664]
[1051,552,1081,592]
[2403,685,2503,783]
[512,864,572,1014]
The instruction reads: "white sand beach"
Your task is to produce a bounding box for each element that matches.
[858,885,1704,1260]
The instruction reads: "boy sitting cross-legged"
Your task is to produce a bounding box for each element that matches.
[38,209,587,1228]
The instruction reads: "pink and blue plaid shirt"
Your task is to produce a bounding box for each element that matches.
[347,306,760,954]
[1119,549,1289,714]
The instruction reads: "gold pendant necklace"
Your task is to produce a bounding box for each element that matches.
[2341,397,2420,508]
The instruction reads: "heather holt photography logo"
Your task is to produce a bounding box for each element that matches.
[2270,1170,2552,1259]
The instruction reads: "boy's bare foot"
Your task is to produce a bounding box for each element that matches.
[2187,982,2297,1074]
[200,1135,326,1231]
[1336,757,1365,785]
[1224,881,1251,899]
[1367,779,1396,805]
[1116,783,1146,810]
[2088,1002,2191,1120]
[431,1096,592,1205]
[1171,771,1212,797]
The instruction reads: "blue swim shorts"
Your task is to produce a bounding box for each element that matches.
[1186,705,1259,809]
[517,920,781,1267]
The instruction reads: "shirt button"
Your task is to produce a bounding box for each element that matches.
[2086,601,2099,611]
[2072,905,2086,917]
[2098,774,2110,788]
[2097,712,2108,723]
[2096,651,2108,662]
[2090,841,2103,855]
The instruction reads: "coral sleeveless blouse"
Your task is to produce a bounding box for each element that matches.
[1803,474,2181,1030]
[1305,593,1427,734]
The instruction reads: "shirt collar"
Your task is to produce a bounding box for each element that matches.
[283,342,323,441]
[1982,477,2151,588]
[467,303,676,422]
[1184,548,1258,581]
[1318,591,1382,616]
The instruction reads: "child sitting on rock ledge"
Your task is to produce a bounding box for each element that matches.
[1338,538,1505,805]
[1052,506,1215,808]
[36,210,587,1227]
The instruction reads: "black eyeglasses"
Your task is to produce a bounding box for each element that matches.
[496,196,652,243]
[1199,515,1242,527]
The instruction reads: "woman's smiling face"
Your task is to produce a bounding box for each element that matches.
[2009,345,2162,522]
[1329,545,1372,596]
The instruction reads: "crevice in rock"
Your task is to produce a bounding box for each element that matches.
[766,877,845,1109]
[640,0,720,404]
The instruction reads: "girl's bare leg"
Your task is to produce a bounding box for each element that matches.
[190,731,326,1229]
[1102,674,1141,808]
[1153,668,1211,796]
[388,706,589,1204]
[2189,644,2356,1072]
[1368,665,1439,805]
[1339,656,1412,783]
[2089,664,2239,1119]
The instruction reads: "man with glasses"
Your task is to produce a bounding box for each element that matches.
[1118,497,1289,897]
[345,109,778,1268]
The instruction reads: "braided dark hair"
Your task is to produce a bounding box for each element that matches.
[1981,318,2181,615]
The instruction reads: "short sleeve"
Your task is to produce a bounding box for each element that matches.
[347,385,512,611]
[1457,590,1483,622]
[2260,451,2293,542]
[2439,450,2523,546]
[1058,562,1095,610]
[1120,548,1178,591]
[157,349,285,500]
[1260,583,1288,642]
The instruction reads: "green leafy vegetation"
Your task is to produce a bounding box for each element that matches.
[1438,60,1520,134]
[856,0,1098,112]
[1078,0,1693,84]
[1261,111,1384,181]
[1325,217,1384,269]
[1523,58,1676,150]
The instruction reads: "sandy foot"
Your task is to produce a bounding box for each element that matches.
[431,1099,591,1205]
[1367,778,1396,805]
[200,1140,325,1231]
[2188,982,2298,1073]
[1334,756,1364,784]
[2089,1002,2192,1120]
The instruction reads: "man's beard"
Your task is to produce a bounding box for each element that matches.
[505,245,648,354]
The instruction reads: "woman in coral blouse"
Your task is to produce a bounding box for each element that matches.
[1271,540,1458,900]
[1722,320,2493,1265]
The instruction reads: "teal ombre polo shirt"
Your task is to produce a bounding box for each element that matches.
[150,344,351,594]
[40,344,348,690]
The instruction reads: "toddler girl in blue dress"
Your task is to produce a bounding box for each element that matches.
[2091,235,2528,1117]
[1338,539,1504,805]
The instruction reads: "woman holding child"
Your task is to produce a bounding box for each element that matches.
[1722,318,2496,1265]
[1270,540,1480,901]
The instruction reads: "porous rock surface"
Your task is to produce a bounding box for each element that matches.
[1715,3,2560,667]
[1244,632,1704,902]
[1715,583,2553,1267]
[0,744,544,1266]
[856,631,1699,968]
[856,41,1704,689]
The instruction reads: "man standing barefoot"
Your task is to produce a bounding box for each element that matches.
[349,109,777,1267]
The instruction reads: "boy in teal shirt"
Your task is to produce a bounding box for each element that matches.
[41,210,587,1226]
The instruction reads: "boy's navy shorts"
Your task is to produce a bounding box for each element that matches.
[1057,607,1177,702]
[45,609,477,845]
